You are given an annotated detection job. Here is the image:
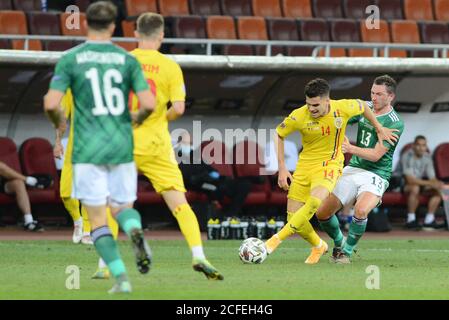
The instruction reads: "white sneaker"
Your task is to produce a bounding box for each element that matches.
[81,234,93,245]
[72,222,83,244]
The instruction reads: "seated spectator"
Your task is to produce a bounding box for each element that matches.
[402,135,444,230]
[176,132,251,219]
[0,161,47,231]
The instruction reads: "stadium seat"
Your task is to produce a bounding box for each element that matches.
[311,0,343,19]
[350,20,406,58]
[0,137,20,205]
[376,0,404,20]
[252,0,282,18]
[206,16,253,55]
[189,0,222,15]
[122,19,136,38]
[220,0,253,16]
[19,138,59,204]
[342,0,376,19]
[266,18,299,56]
[0,10,42,50]
[403,0,434,21]
[434,0,449,21]
[281,0,312,18]
[329,18,360,43]
[434,143,449,182]
[0,39,11,49]
[419,21,449,44]
[232,141,270,205]
[60,12,87,36]
[125,0,158,18]
[298,18,346,57]
[27,12,61,35]
[12,0,41,11]
[237,17,268,55]
[200,140,234,177]
[170,16,207,54]
[158,0,190,16]
[390,20,430,57]
[0,0,13,10]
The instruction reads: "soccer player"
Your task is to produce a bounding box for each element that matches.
[316,75,404,263]
[128,13,223,280]
[264,78,398,264]
[44,1,155,293]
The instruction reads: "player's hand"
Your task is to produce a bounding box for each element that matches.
[278,168,293,191]
[377,126,399,146]
[53,142,64,159]
[341,136,352,154]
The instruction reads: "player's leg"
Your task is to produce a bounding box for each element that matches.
[265,198,304,254]
[316,194,344,251]
[80,205,92,244]
[109,162,151,275]
[73,164,130,293]
[4,179,43,231]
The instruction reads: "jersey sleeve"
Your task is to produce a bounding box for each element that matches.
[341,99,365,120]
[129,56,149,93]
[49,55,71,93]
[169,62,186,102]
[381,119,404,149]
[276,109,301,138]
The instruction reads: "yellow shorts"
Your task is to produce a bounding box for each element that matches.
[288,162,342,203]
[60,160,73,198]
[134,148,186,194]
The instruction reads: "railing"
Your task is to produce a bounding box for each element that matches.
[1,34,449,58]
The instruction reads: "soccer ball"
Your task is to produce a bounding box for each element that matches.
[238,237,268,264]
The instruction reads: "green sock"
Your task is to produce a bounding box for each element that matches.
[319,215,344,247]
[343,217,367,256]
[116,208,142,237]
[92,226,126,279]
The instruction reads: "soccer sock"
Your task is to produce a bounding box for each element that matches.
[91,226,126,279]
[62,197,81,222]
[80,205,91,234]
[107,207,119,240]
[407,213,416,223]
[342,216,367,256]
[278,196,322,243]
[172,203,203,250]
[116,208,142,237]
[319,215,344,247]
[424,213,435,224]
[24,213,33,225]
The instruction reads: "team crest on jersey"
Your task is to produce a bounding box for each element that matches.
[334,117,343,129]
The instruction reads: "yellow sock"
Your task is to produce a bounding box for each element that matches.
[80,205,91,234]
[106,207,119,240]
[172,203,202,248]
[278,196,322,242]
[62,197,81,222]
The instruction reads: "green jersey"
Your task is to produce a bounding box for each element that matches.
[348,106,404,181]
[50,41,149,164]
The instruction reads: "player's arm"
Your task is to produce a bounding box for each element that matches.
[133,89,155,125]
[44,89,65,129]
[360,101,398,145]
[54,120,67,159]
[166,101,185,121]
[342,137,388,162]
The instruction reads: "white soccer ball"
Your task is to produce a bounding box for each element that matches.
[239,237,268,264]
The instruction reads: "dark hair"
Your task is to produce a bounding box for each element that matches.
[137,13,164,37]
[304,78,330,98]
[86,1,117,31]
[374,75,397,94]
[414,135,426,143]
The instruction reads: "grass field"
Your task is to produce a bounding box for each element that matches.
[1,238,449,300]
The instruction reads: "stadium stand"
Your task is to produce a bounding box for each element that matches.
[125,0,158,18]
[342,0,376,19]
[403,0,434,21]
[189,0,222,15]
[329,18,361,45]
[376,0,404,20]
[434,0,449,21]
[312,0,344,19]
[252,0,283,18]
[12,0,41,11]
[434,143,449,182]
[220,0,253,16]
[0,137,21,205]
[0,10,42,50]
[390,20,432,57]
[281,0,312,18]
[0,0,12,10]
[266,17,299,56]
[60,12,87,36]
[298,18,346,56]
[236,16,268,55]
[19,138,59,204]
[158,0,190,16]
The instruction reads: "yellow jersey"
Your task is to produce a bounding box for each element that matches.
[276,99,365,164]
[130,49,186,156]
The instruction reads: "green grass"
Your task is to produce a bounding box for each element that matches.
[1,238,449,299]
